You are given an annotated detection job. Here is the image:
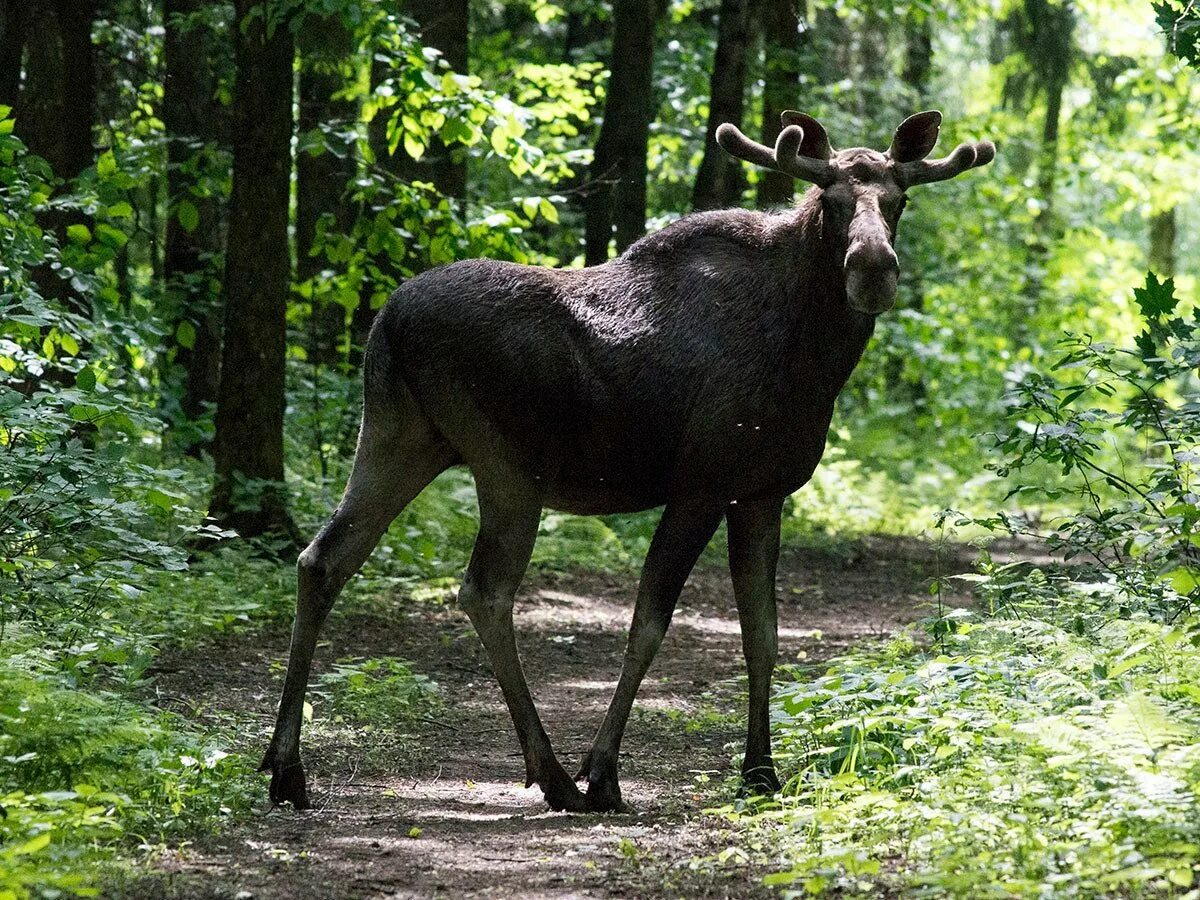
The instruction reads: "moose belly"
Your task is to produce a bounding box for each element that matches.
[538,406,834,516]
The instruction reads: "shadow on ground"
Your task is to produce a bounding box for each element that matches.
[118,535,996,899]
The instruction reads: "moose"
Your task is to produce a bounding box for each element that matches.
[261,110,995,813]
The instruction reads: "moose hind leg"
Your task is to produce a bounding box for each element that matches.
[262,406,454,808]
[727,495,784,795]
[579,498,725,812]
[459,474,586,812]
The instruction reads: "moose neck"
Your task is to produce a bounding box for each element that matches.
[786,188,878,401]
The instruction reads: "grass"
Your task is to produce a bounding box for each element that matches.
[719,590,1200,897]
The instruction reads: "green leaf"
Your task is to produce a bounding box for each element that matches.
[539,197,559,223]
[94,222,128,249]
[11,832,51,855]
[1133,272,1178,321]
[96,150,118,177]
[75,367,96,391]
[176,320,197,350]
[1165,567,1199,596]
[106,201,134,219]
[67,223,91,244]
[403,133,424,160]
[490,127,508,156]
[177,199,200,233]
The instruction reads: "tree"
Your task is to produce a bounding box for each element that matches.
[162,0,226,454]
[693,0,754,211]
[583,0,659,264]
[297,13,358,364]
[0,0,24,107]
[384,0,469,199]
[1148,208,1176,277]
[756,0,806,209]
[1004,0,1076,324]
[208,0,296,541]
[903,6,933,104]
[355,0,469,359]
[14,0,97,313]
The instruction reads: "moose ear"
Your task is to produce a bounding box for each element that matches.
[889,110,943,162]
[780,110,833,160]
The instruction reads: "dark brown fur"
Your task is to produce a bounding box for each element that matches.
[261,111,995,814]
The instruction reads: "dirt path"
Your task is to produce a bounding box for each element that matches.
[127,536,977,899]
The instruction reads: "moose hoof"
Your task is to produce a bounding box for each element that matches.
[585,778,629,814]
[260,751,312,810]
[739,765,781,798]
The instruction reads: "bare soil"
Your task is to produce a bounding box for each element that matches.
[119,535,986,899]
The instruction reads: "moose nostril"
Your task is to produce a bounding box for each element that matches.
[845,242,899,274]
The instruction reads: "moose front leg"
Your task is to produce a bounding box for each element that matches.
[579,498,726,812]
[727,494,785,794]
[460,473,587,812]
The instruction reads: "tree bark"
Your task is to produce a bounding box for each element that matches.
[584,0,659,264]
[297,13,358,365]
[209,0,295,541]
[903,8,933,104]
[1020,0,1074,327]
[163,0,225,455]
[396,0,468,199]
[565,3,606,61]
[756,0,807,209]
[693,0,753,211]
[14,0,97,314]
[0,0,25,107]
[1149,207,1176,278]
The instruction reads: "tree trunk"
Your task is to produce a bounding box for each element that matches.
[584,0,659,264]
[899,7,932,314]
[14,0,97,314]
[564,4,606,61]
[854,5,890,120]
[163,0,225,455]
[756,0,807,209]
[903,8,932,104]
[0,0,25,107]
[1149,207,1176,278]
[693,0,753,211]
[396,0,468,199]
[1020,0,1074,328]
[297,13,358,365]
[209,0,296,542]
[815,6,851,85]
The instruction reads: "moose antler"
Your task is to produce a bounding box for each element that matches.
[716,122,835,187]
[894,140,996,186]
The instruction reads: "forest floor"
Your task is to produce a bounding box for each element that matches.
[118,535,985,899]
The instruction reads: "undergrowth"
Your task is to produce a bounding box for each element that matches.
[732,606,1200,897]
[725,275,1200,898]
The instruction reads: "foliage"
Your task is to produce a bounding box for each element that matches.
[955,274,1200,624]
[1157,0,1200,67]
[313,656,440,728]
[725,284,1200,896]
[0,651,252,899]
[741,612,1200,897]
[2,0,1200,895]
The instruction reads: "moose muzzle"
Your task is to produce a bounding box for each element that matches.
[844,241,899,315]
[843,193,900,315]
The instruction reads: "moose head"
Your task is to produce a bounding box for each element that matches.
[717,111,996,315]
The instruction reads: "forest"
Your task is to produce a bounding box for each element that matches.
[2,0,1200,895]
